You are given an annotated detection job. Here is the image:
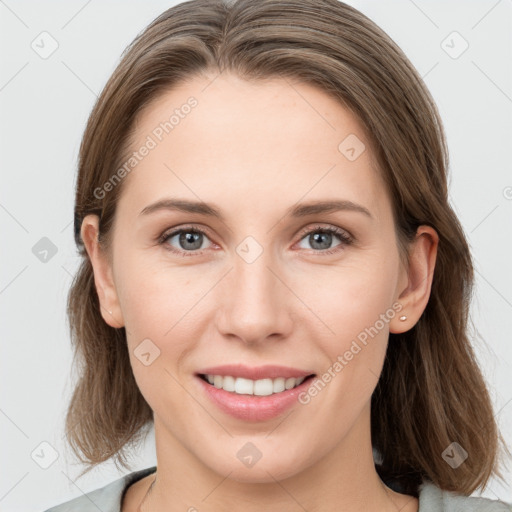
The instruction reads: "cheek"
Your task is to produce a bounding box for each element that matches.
[296,255,398,339]
[292,253,399,403]
[112,253,204,383]
[114,250,209,338]
[292,264,397,429]
[115,261,206,413]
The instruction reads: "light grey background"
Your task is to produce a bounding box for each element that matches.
[1,0,511,510]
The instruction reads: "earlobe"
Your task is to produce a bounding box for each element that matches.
[389,226,439,334]
[80,214,124,329]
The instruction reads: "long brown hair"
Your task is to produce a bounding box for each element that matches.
[66,0,509,495]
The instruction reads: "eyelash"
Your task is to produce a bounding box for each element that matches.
[157,224,354,257]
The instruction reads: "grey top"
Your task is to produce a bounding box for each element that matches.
[43,466,512,512]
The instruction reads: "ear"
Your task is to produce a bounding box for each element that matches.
[80,214,124,328]
[389,225,439,334]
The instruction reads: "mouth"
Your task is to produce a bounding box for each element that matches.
[194,365,316,422]
[198,373,316,396]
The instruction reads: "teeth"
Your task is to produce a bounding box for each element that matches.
[203,374,307,395]
[222,375,236,392]
[235,377,254,395]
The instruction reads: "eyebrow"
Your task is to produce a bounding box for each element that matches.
[139,198,373,220]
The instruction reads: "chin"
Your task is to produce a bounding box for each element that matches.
[216,462,304,484]
[199,443,311,484]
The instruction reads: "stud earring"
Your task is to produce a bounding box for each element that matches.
[108,310,113,315]
[399,315,407,321]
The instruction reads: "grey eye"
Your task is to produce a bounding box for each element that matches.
[297,230,343,251]
[165,230,211,251]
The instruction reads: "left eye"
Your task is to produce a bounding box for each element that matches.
[296,227,350,252]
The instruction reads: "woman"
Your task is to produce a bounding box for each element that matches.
[44,0,511,510]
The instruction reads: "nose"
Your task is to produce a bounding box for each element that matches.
[215,247,294,346]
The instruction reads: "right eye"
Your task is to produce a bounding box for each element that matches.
[159,226,214,256]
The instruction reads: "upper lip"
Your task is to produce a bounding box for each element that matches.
[196,364,314,380]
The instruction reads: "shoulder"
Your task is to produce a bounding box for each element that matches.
[42,466,157,512]
[418,480,512,512]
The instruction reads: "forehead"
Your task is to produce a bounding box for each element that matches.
[117,73,389,221]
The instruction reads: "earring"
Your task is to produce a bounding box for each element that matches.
[108,310,113,315]
[399,315,407,321]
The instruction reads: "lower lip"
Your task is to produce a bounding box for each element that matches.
[196,375,315,422]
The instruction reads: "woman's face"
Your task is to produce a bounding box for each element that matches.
[88,73,417,482]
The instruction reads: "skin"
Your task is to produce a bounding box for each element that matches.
[81,73,438,512]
